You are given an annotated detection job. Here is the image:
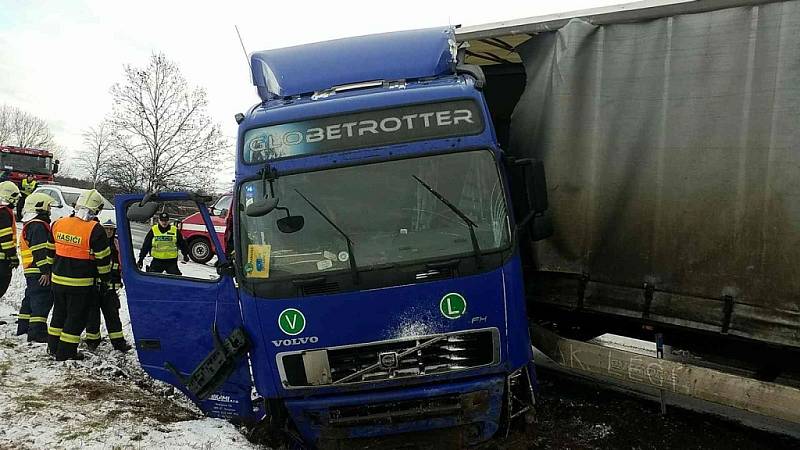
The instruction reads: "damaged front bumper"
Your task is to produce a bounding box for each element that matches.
[285,375,505,447]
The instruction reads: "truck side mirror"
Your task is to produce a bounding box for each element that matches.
[529,160,549,214]
[246,197,279,217]
[511,158,553,241]
[53,159,60,174]
[127,201,159,222]
[277,215,304,233]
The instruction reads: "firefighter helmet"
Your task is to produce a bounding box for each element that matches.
[74,189,106,214]
[0,181,20,206]
[23,192,54,215]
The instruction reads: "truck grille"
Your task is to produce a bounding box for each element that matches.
[278,328,499,388]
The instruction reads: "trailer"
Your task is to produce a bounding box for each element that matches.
[455,0,800,430]
[457,0,800,352]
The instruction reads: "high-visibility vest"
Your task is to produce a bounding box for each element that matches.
[0,206,17,260]
[52,217,95,260]
[21,178,37,195]
[151,224,178,259]
[20,219,53,275]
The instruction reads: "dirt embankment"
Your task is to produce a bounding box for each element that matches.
[490,372,798,450]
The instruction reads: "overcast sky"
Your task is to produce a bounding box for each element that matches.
[0,0,624,188]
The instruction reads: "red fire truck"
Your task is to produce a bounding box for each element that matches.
[0,145,59,184]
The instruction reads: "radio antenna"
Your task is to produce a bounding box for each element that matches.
[235,25,252,72]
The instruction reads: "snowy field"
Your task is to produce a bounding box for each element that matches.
[0,264,258,449]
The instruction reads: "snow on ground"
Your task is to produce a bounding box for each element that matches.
[0,265,260,450]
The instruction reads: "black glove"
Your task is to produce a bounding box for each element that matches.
[183,254,190,263]
[137,259,144,269]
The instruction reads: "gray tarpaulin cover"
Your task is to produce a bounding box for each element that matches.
[511,1,799,347]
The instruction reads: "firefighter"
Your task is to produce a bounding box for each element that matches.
[17,193,55,342]
[0,182,21,328]
[136,212,189,275]
[17,173,38,221]
[84,218,131,353]
[47,189,111,361]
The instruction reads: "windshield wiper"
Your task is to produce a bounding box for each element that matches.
[412,175,482,268]
[293,189,359,285]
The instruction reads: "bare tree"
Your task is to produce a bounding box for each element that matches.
[78,121,115,188]
[0,105,12,144]
[108,53,225,192]
[105,157,146,193]
[0,104,55,148]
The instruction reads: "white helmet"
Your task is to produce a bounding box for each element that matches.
[0,181,20,206]
[75,189,105,213]
[22,192,55,222]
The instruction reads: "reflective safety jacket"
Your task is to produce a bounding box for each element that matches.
[151,224,178,259]
[0,206,18,266]
[139,224,188,261]
[51,216,111,288]
[21,178,37,196]
[20,217,54,276]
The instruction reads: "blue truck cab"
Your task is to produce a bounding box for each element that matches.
[117,28,550,447]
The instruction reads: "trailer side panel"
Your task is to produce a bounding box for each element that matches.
[510,1,800,348]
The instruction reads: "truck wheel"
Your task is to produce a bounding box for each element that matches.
[189,238,213,264]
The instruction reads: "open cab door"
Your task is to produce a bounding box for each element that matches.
[115,192,256,421]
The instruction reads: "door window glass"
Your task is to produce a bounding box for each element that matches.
[123,199,220,281]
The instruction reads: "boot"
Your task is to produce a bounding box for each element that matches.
[47,334,59,355]
[55,342,83,361]
[56,350,85,361]
[85,339,101,351]
[111,338,132,353]
[27,323,47,343]
[27,333,47,344]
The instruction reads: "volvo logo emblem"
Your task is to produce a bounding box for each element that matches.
[378,352,399,369]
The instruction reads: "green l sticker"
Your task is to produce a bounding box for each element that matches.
[440,293,467,319]
[278,308,306,335]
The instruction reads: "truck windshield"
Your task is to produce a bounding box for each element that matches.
[0,153,52,174]
[239,150,509,280]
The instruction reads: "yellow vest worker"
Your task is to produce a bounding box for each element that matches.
[17,175,37,221]
[47,189,111,361]
[21,176,37,195]
[137,212,189,275]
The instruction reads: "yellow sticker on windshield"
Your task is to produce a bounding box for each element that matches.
[246,244,271,278]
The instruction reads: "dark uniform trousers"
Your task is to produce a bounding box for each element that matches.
[16,283,31,336]
[0,261,12,299]
[0,261,21,334]
[85,287,126,349]
[47,286,95,360]
[0,263,12,297]
[147,257,182,275]
[22,276,53,342]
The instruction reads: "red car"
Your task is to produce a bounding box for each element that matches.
[180,194,231,263]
